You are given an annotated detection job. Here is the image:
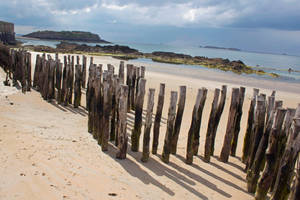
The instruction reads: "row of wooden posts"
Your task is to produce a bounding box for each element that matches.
[241,90,300,200]
[1,48,32,93]
[1,49,300,200]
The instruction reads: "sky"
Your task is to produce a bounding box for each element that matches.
[1,0,300,55]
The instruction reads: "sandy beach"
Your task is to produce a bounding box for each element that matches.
[0,52,299,200]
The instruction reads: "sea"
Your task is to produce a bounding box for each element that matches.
[17,37,300,83]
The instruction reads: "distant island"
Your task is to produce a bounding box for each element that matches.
[200,45,241,51]
[23,30,110,43]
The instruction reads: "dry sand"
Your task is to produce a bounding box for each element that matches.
[0,52,299,200]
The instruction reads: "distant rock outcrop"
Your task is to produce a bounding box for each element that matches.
[24,30,110,43]
[56,41,140,54]
[0,21,16,45]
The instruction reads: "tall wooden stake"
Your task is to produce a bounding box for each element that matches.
[162,91,178,164]
[171,86,187,154]
[131,78,146,151]
[152,83,165,154]
[141,88,155,162]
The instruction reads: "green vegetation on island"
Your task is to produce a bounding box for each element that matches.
[24,30,110,43]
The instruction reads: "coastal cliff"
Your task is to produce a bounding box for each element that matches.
[0,21,16,45]
[24,30,110,43]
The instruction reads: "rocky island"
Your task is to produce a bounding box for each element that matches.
[24,30,110,43]
[200,45,241,51]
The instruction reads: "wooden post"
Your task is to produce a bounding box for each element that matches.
[290,155,300,200]
[230,86,246,156]
[246,95,267,170]
[186,88,206,164]
[141,88,155,162]
[131,66,137,110]
[116,85,128,159]
[171,86,187,154]
[68,56,74,104]
[141,66,145,78]
[114,78,121,146]
[74,64,82,108]
[61,56,68,104]
[242,88,259,163]
[131,78,146,151]
[94,65,103,141]
[48,60,56,100]
[82,55,87,88]
[220,88,240,163]
[255,108,288,200]
[162,91,178,164]
[119,61,125,84]
[204,88,220,162]
[266,95,276,124]
[56,62,63,104]
[246,100,276,193]
[26,52,32,91]
[193,88,208,156]
[87,64,96,133]
[126,64,133,112]
[33,54,40,88]
[152,83,165,154]
[42,59,49,100]
[101,78,111,151]
[110,75,118,142]
[210,85,227,156]
[271,105,300,200]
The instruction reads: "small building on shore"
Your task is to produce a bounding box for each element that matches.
[0,20,16,45]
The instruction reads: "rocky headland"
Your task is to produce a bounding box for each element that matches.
[24,30,110,43]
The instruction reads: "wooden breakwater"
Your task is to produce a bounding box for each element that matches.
[1,49,300,200]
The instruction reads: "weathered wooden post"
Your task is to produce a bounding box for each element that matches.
[242,88,259,163]
[119,61,125,84]
[246,95,267,170]
[94,65,103,141]
[141,66,145,78]
[246,99,276,193]
[171,86,187,154]
[141,88,155,162]
[210,85,227,156]
[186,88,206,164]
[220,88,240,162]
[162,91,178,164]
[61,57,68,105]
[68,56,74,104]
[131,78,146,151]
[56,62,63,104]
[110,75,118,142]
[291,156,300,200]
[193,88,208,156]
[33,54,40,88]
[152,83,165,154]
[126,64,133,111]
[26,52,32,91]
[82,55,87,88]
[101,78,111,151]
[74,64,82,108]
[87,64,96,133]
[116,85,128,159]
[131,66,137,110]
[230,86,245,156]
[255,108,287,200]
[48,60,56,100]
[204,88,220,162]
[271,105,300,200]
[42,59,49,100]
[266,95,276,124]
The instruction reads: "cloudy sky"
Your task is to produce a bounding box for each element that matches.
[1,0,300,55]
